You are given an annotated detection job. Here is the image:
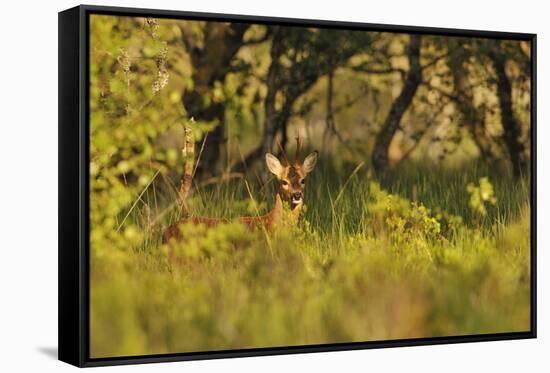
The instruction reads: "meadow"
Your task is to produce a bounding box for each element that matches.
[89,159,531,357]
[88,15,532,358]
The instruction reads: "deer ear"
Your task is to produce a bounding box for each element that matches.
[265,153,283,177]
[302,151,318,174]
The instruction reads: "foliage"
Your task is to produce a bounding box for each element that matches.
[88,15,532,358]
[467,177,498,219]
[90,159,530,357]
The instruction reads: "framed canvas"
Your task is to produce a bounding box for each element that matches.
[58,4,537,367]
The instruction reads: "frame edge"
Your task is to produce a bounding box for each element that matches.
[58,5,85,368]
[59,4,537,367]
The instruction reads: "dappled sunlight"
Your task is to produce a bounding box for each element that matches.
[88,14,531,358]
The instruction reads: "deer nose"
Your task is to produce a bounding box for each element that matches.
[291,192,302,200]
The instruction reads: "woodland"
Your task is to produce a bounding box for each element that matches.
[88,16,531,357]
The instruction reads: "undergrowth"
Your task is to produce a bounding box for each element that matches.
[90,160,531,357]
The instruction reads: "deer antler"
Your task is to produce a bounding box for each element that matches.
[276,139,290,166]
[295,131,302,164]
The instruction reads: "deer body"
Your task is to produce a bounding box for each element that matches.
[163,194,284,242]
[163,132,317,243]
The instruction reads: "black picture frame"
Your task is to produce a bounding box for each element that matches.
[58,4,537,367]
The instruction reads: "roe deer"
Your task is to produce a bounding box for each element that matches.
[163,131,318,242]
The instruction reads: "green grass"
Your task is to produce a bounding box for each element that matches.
[89,159,531,358]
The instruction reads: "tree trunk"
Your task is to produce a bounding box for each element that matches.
[488,44,526,178]
[234,27,350,172]
[262,27,283,158]
[231,28,283,173]
[322,70,335,153]
[448,48,496,163]
[372,35,422,179]
[181,23,250,177]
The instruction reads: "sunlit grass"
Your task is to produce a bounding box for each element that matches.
[90,160,531,358]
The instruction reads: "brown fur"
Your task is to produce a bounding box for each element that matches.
[163,135,317,244]
[276,164,307,209]
[163,195,285,242]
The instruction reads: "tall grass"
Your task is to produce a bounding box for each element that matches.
[90,159,531,358]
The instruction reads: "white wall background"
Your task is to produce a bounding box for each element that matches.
[0,0,546,371]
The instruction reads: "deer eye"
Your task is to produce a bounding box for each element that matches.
[281,180,289,187]
[300,178,305,185]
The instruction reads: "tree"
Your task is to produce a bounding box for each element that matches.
[447,39,498,163]
[179,22,252,177]
[236,27,371,171]
[487,40,528,178]
[371,35,422,179]
[262,26,284,159]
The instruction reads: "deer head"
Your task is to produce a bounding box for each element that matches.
[265,135,318,210]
